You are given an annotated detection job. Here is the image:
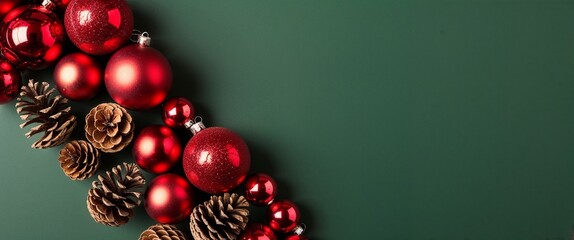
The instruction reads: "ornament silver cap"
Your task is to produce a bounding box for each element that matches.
[42,0,56,11]
[185,116,206,135]
[131,30,152,47]
[293,223,306,236]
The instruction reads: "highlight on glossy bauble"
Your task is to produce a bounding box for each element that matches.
[144,174,195,224]
[64,0,133,55]
[133,125,182,174]
[0,0,24,17]
[54,53,102,101]
[0,59,21,104]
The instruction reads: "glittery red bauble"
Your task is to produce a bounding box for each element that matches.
[53,52,102,101]
[0,0,24,17]
[0,59,21,104]
[240,223,277,240]
[285,235,309,240]
[133,125,182,174]
[144,174,195,224]
[183,127,251,194]
[162,97,195,128]
[268,200,300,233]
[64,0,133,55]
[0,5,65,70]
[244,173,277,206]
[105,44,172,110]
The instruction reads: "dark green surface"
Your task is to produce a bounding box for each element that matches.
[1,0,574,239]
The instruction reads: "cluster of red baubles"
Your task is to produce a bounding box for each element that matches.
[0,0,308,238]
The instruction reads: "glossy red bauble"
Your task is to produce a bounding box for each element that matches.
[244,173,277,206]
[285,235,309,240]
[162,97,195,128]
[54,52,102,101]
[0,5,65,70]
[133,125,182,174]
[239,223,277,240]
[144,174,195,224]
[268,200,300,233]
[64,0,133,55]
[105,44,172,110]
[183,127,251,194]
[0,60,21,104]
[0,0,24,17]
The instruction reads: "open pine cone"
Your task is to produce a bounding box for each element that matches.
[15,79,77,149]
[87,162,145,227]
[139,224,188,240]
[85,103,134,153]
[58,140,101,180]
[190,193,250,240]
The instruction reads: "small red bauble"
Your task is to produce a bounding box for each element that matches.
[183,125,251,194]
[0,59,21,104]
[64,0,133,55]
[239,223,277,240]
[133,125,182,174]
[0,4,65,70]
[244,173,277,206]
[105,35,172,110]
[53,52,102,101]
[285,235,309,240]
[0,0,24,17]
[144,174,195,224]
[162,97,195,128]
[268,200,300,233]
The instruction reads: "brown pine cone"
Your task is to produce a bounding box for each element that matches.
[87,162,145,227]
[58,140,101,180]
[139,224,188,240]
[190,193,250,240]
[85,103,134,153]
[15,79,77,149]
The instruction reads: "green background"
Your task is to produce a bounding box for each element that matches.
[1,0,574,239]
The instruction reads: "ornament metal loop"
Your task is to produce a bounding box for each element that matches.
[293,223,306,236]
[185,116,206,135]
[137,32,152,46]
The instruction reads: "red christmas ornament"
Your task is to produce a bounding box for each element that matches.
[0,0,24,17]
[239,223,277,240]
[53,52,102,101]
[244,173,277,206]
[268,200,300,233]
[64,0,133,55]
[183,122,251,194]
[0,59,21,104]
[105,33,172,110]
[0,4,65,70]
[144,174,195,224]
[162,97,195,128]
[285,235,309,240]
[133,125,182,174]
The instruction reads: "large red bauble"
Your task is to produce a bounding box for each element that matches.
[133,125,182,174]
[268,200,300,233]
[64,0,133,55]
[0,0,24,17]
[244,173,277,206]
[0,59,21,104]
[144,174,195,224]
[239,223,277,240]
[183,127,251,194]
[162,97,195,128]
[0,5,65,70]
[105,44,172,110]
[53,52,102,101]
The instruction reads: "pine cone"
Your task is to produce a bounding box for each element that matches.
[58,140,101,180]
[85,103,134,153]
[139,224,188,240]
[87,162,145,227]
[190,193,250,240]
[15,79,77,149]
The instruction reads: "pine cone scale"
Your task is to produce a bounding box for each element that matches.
[190,193,250,240]
[85,103,134,153]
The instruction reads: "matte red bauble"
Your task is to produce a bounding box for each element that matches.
[0,5,65,70]
[144,174,195,224]
[239,223,277,240]
[105,35,172,110]
[0,60,21,104]
[183,125,251,194]
[54,52,102,101]
[0,0,24,17]
[268,200,300,233]
[162,97,195,128]
[133,125,182,174]
[285,235,309,240]
[64,0,133,55]
[244,173,277,206]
